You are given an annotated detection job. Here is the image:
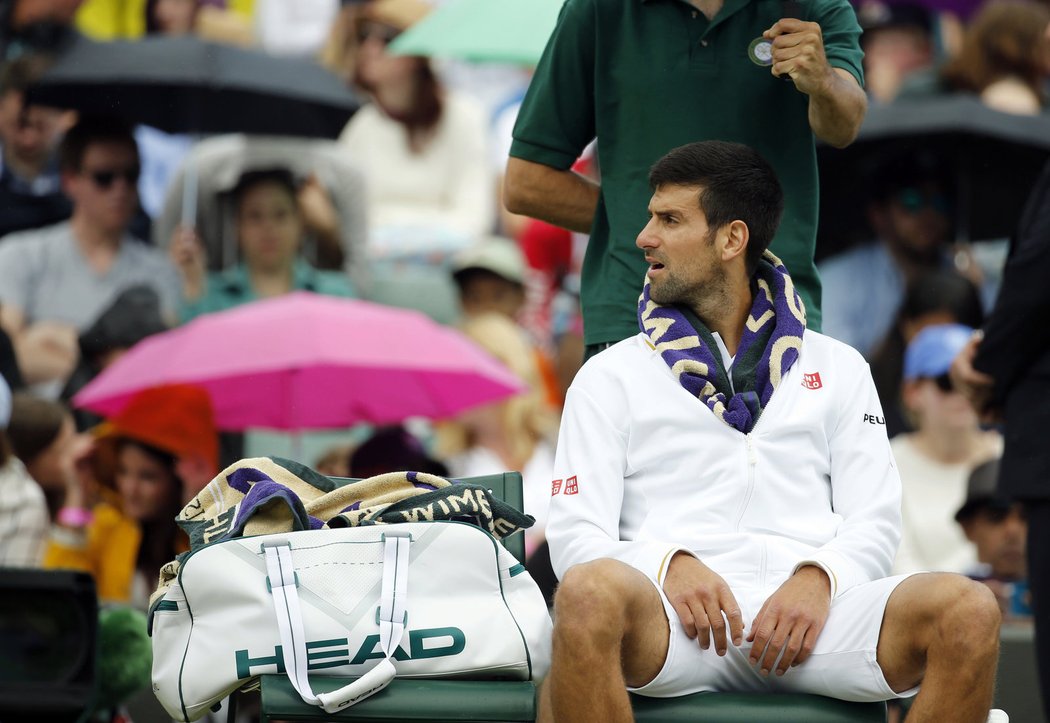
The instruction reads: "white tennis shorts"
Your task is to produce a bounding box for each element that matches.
[629,573,920,702]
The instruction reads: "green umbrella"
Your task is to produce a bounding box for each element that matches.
[388,0,564,66]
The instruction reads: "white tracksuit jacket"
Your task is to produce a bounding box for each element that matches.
[547,330,902,600]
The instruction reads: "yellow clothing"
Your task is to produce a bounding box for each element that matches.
[44,502,141,604]
[75,0,256,40]
[75,0,144,40]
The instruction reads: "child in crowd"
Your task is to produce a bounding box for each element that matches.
[43,385,218,608]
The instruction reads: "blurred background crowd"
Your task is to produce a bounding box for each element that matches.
[0,0,1046,719]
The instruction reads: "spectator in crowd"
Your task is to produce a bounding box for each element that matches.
[0,57,73,238]
[44,384,218,608]
[957,458,1030,621]
[452,236,528,322]
[504,0,868,361]
[891,324,1002,576]
[911,0,1050,114]
[897,0,1050,113]
[855,0,936,103]
[0,115,180,394]
[940,0,1050,115]
[171,168,355,321]
[337,0,494,253]
[870,268,984,438]
[435,312,559,564]
[6,392,82,519]
[349,424,449,479]
[0,376,49,566]
[819,150,954,358]
[452,236,562,408]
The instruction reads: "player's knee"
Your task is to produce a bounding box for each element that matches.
[554,559,635,629]
[937,576,1001,654]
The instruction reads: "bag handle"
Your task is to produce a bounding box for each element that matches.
[263,531,411,713]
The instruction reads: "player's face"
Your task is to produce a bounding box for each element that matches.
[636,184,724,306]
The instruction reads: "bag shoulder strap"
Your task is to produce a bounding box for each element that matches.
[263,531,411,713]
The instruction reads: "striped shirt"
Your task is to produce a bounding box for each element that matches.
[0,456,48,566]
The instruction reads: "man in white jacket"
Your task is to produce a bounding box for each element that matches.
[541,141,1004,722]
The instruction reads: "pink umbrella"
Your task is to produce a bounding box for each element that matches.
[73,292,525,431]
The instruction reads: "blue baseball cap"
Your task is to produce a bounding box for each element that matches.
[903,323,975,381]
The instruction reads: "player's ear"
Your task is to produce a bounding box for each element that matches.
[721,220,749,263]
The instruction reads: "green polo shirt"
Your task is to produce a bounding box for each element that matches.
[510,0,863,345]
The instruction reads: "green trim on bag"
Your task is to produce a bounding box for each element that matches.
[156,600,180,612]
[509,564,526,577]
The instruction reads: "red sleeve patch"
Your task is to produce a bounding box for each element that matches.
[551,479,563,496]
[564,476,579,495]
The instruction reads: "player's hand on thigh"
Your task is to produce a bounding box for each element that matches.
[662,552,744,656]
[748,565,831,676]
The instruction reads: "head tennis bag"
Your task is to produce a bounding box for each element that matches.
[150,521,552,721]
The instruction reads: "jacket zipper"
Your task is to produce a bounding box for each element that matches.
[734,433,757,531]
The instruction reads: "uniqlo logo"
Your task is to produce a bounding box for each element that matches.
[802,372,823,390]
[564,476,579,495]
[551,479,563,496]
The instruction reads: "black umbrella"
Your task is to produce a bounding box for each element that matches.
[26,36,361,139]
[817,94,1050,258]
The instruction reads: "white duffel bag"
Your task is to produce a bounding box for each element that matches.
[150,521,552,721]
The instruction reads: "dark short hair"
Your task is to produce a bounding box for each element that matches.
[231,168,298,212]
[649,141,784,275]
[899,268,984,329]
[59,115,138,173]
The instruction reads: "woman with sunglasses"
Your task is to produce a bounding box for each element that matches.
[890,323,1003,577]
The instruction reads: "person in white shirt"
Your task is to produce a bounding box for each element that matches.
[541,140,1004,723]
[0,116,180,395]
[891,323,1003,575]
[0,376,48,567]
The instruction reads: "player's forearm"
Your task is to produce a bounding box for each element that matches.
[807,69,867,148]
[503,156,600,234]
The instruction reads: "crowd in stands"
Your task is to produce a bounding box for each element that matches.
[0,0,1045,717]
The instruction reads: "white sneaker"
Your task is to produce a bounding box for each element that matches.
[986,709,1009,723]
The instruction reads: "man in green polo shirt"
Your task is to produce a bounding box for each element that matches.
[504,0,866,357]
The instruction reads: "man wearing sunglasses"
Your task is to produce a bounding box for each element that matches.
[0,115,180,397]
[819,150,958,359]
